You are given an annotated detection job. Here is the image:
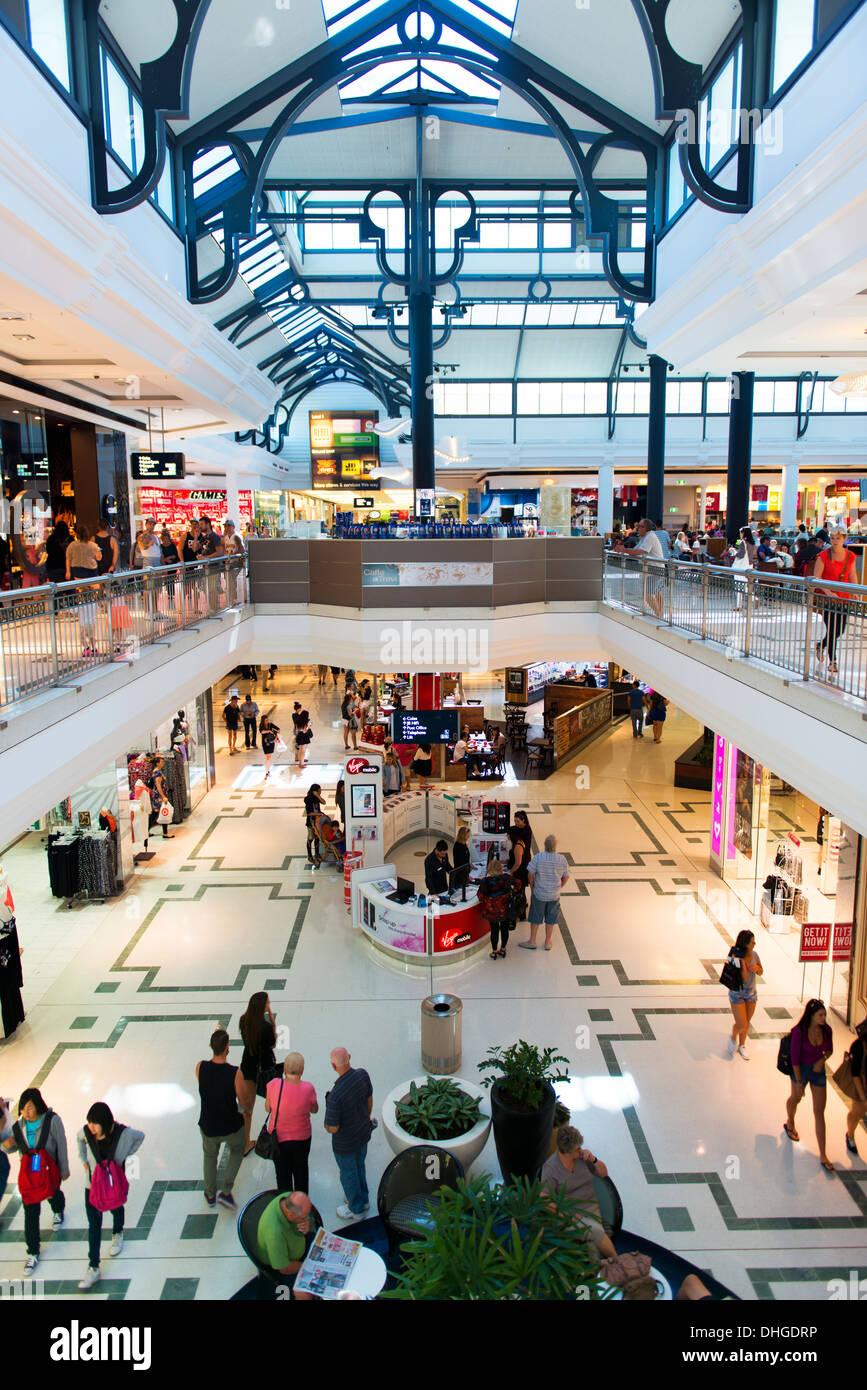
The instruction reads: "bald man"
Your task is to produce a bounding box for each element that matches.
[256,1191,317,1300]
[324,1047,374,1222]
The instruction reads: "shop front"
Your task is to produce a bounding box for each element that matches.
[709,735,864,1023]
[134,486,254,533]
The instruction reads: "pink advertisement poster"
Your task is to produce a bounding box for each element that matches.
[711,735,726,858]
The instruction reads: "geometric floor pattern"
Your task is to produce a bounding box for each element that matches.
[0,667,864,1299]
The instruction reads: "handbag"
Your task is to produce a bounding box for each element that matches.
[254,1079,284,1161]
[719,953,744,991]
[157,802,174,824]
[832,1052,863,1101]
[599,1251,652,1287]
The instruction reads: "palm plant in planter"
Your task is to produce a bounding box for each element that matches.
[479,1040,569,1182]
[394,1078,483,1142]
[383,1174,610,1301]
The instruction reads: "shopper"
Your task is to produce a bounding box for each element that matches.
[76,1101,144,1291]
[330,665,341,687]
[520,834,570,951]
[813,528,858,675]
[65,522,102,655]
[159,528,180,566]
[196,1028,246,1211]
[3,1088,69,1276]
[0,1096,11,1207]
[335,778,345,828]
[317,664,328,687]
[152,755,175,839]
[304,784,325,867]
[506,826,529,908]
[731,527,757,610]
[382,749,404,795]
[181,520,199,564]
[264,1052,319,1196]
[324,1048,374,1222]
[43,519,71,584]
[616,518,664,617]
[409,741,433,786]
[239,693,259,749]
[540,1125,616,1258]
[513,810,533,861]
[840,1019,867,1155]
[94,516,119,575]
[477,860,512,960]
[293,703,313,768]
[223,694,241,755]
[238,992,278,1156]
[784,998,835,1170]
[452,825,471,888]
[132,517,163,570]
[255,1191,315,1298]
[262,663,278,692]
[628,680,646,738]
[725,929,763,1060]
[646,692,668,743]
[341,689,359,751]
[259,715,281,780]
[222,519,245,556]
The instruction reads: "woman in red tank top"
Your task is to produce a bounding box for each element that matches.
[813,529,858,674]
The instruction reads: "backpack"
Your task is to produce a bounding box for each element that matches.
[776,1031,793,1076]
[478,879,509,922]
[13,1114,61,1204]
[86,1125,129,1212]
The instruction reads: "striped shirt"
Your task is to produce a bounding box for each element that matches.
[324,1067,372,1154]
[527,852,569,902]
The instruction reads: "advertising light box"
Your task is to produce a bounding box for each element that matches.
[392,710,459,744]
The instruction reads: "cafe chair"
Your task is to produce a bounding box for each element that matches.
[377,1145,465,1254]
[525,744,546,775]
[509,725,527,752]
[237,1189,324,1299]
[592,1175,623,1240]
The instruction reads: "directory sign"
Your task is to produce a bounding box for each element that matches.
[130,452,185,480]
[391,710,459,744]
[310,411,379,489]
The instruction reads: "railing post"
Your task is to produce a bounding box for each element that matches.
[743,573,753,658]
[701,566,708,640]
[667,562,674,625]
[641,559,648,613]
[803,582,814,682]
[48,584,60,686]
[620,555,625,608]
[179,564,187,629]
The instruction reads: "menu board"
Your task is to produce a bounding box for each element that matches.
[310,411,379,490]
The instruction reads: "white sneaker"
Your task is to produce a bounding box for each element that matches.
[23,1255,38,1277]
[78,1266,101,1291]
[52,1211,65,1229]
[335,1203,364,1221]
[738,1044,749,1060]
[727,1037,736,1057]
[109,1233,124,1257]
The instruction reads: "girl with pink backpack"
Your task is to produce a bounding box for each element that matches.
[76,1102,144,1291]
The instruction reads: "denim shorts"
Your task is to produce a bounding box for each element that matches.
[795,1069,827,1089]
[728,987,757,1004]
[528,895,559,926]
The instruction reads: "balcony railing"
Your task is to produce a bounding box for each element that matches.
[0,557,247,712]
[603,553,867,703]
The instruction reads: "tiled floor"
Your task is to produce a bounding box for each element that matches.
[0,665,864,1300]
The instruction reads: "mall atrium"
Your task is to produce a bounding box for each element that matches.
[0,0,866,1332]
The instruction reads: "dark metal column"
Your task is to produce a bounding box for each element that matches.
[410,115,435,501]
[726,371,755,542]
[646,354,667,524]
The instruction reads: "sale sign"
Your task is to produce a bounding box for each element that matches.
[832,921,853,962]
[799,923,831,962]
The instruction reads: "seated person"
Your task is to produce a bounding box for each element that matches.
[583,667,597,688]
[451,734,468,764]
[256,1191,317,1300]
[540,1124,616,1259]
[320,816,345,858]
[424,839,452,897]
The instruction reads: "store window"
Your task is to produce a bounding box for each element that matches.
[772,0,816,90]
[0,0,70,90]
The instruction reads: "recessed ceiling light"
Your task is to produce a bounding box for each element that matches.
[12,333,34,341]
[0,313,28,321]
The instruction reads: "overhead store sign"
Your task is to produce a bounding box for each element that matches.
[310,410,379,489]
[131,452,185,480]
[136,487,253,523]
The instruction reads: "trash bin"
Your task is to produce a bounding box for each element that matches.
[421,994,462,1075]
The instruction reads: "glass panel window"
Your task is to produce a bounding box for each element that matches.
[706,380,732,412]
[772,0,815,90]
[538,382,562,414]
[543,221,572,249]
[154,160,174,219]
[562,382,585,414]
[753,381,775,412]
[104,54,133,171]
[443,382,467,414]
[466,383,490,414]
[489,383,513,413]
[772,381,797,412]
[584,382,608,414]
[131,96,145,175]
[678,381,703,413]
[517,382,540,414]
[707,55,736,170]
[27,0,70,89]
[496,304,524,326]
[667,141,688,222]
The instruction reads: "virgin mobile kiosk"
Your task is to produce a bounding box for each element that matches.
[344,752,384,868]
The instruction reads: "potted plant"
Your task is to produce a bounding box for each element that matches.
[382,1075,491,1169]
[382,1174,610,1301]
[479,1040,569,1182]
[548,1100,572,1157]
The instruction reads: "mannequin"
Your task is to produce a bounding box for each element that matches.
[130,780,152,853]
[0,866,25,1037]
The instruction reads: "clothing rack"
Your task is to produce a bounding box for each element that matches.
[46,827,119,906]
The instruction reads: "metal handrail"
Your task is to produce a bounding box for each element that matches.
[0,555,248,711]
[603,551,867,703]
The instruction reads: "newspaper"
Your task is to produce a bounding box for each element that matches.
[293,1227,362,1299]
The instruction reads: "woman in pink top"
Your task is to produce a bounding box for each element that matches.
[784,999,834,1170]
[265,1053,318,1194]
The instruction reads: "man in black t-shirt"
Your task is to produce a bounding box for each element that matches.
[424,841,452,897]
[195,1028,245,1210]
[324,1048,374,1221]
[223,695,241,755]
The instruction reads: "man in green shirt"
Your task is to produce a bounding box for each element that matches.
[256,1192,315,1299]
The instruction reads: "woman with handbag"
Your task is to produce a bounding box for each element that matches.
[784,998,834,1170]
[293,704,313,769]
[151,756,175,840]
[259,716,281,781]
[341,690,359,751]
[238,991,278,1156]
[724,929,763,1061]
[836,1018,867,1156]
[263,1052,319,1195]
[76,1101,144,1291]
[476,860,513,961]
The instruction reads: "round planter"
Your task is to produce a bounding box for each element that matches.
[490,1079,556,1183]
[381,1076,491,1170]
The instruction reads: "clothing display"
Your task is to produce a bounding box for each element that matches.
[46,829,118,901]
[127,755,152,798]
[157,747,189,822]
[0,916,24,1037]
